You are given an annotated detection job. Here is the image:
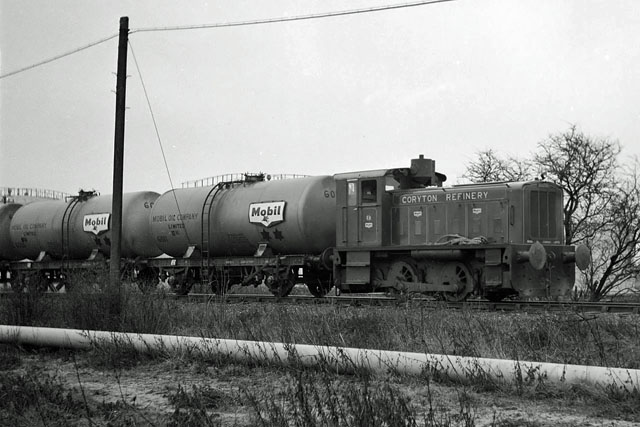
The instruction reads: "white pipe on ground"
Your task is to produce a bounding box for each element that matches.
[1,325,637,391]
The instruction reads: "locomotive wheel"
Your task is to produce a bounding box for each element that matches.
[485,290,514,302]
[439,263,473,301]
[371,266,388,290]
[387,260,419,292]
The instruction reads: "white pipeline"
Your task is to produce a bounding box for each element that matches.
[1,325,638,390]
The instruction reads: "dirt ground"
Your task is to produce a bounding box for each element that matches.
[4,349,639,427]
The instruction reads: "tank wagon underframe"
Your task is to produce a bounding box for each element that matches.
[0,252,333,297]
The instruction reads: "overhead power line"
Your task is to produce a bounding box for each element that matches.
[0,0,455,80]
[132,0,455,33]
[0,34,118,79]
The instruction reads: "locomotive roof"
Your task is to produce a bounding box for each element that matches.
[333,168,391,180]
[394,180,561,193]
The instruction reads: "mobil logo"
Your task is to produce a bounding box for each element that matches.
[83,213,110,235]
[249,201,286,227]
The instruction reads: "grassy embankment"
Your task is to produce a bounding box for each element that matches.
[1,279,639,425]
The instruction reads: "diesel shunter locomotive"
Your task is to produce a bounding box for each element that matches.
[0,156,590,301]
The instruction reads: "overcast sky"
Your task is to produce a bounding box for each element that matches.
[1,0,638,195]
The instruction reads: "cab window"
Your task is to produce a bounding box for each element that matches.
[361,180,377,203]
[347,181,357,206]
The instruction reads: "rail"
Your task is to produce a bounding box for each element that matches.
[1,289,639,314]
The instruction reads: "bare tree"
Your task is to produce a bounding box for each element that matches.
[533,125,620,245]
[462,149,533,183]
[580,160,640,300]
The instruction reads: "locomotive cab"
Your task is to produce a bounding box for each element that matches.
[334,156,446,291]
[335,155,446,250]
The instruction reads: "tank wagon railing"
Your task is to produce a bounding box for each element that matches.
[1,187,71,203]
[181,173,309,188]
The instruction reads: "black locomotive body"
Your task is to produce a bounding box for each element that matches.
[0,156,589,300]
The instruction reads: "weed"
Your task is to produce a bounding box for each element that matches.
[84,334,156,370]
[0,344,22,370]
[166,383,229,426]
[0,371,87,426]
[244,370,477,427]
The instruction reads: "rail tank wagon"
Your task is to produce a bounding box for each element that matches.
[8,199,67,260]
[150,175,336,257]
[148,175,337,296]
[0,203,22,260]
[9,191,161,260]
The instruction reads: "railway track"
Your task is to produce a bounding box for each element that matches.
[183,293,640,314]
[2,288,639,314]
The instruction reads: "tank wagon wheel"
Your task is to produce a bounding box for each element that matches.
[266,266,296,298]
[306,275,333,298]
[10,272,26,293]
[168,270,194,296]
[209,272,230,296]
[12,271,49,293]
[307,281,329,298]
[134,266,160,293]
[439,262,473,302]
[304,269,334,298]
[387,260,419,294]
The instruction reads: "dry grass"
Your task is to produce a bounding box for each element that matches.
[1,279,640,425]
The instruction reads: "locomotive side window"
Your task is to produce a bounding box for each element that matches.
[347,181,357,206]
[361,180,377,204]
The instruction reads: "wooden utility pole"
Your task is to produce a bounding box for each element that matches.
[110,16,129,289]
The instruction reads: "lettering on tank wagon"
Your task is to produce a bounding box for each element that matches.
[249,201,286,227]
[151,212,199,223]
[83,213,110,235]
[11,223,47,231]
[400,191,490,204]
